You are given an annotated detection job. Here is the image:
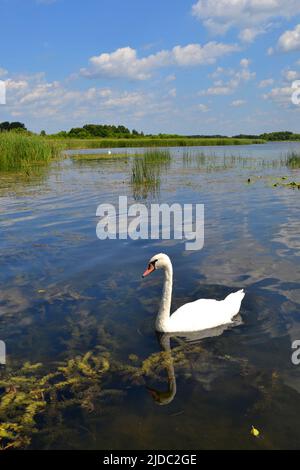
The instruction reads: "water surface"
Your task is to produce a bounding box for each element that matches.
[1,142,300,449]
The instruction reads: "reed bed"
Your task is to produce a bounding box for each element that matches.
[57,137,265,150]
[0,132,61,172]
[286,152,300,169]
[130,149,171,198]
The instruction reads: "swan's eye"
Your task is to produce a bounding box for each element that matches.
[150,259,158,269]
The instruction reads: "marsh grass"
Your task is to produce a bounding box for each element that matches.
[131,149,171,199]
[182,150,297,172]
[183,151,248,172]
[286,152,300,169]
[57,137,265,150]
[70,152,130,162]
[0,133,61,173]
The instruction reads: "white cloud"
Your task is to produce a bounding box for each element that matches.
[200,86,232,96]
[165,74,176,82]
[200,60,256,95]
[19,81,60,104]
[171,42,239,66]
[238,67,256,81]
[240,58,251,68]
[263,85,294,105]
[168,88,177,97]
[0,68,8,78]
[282,69,300,81]
[101,92,146,109]
[80,47,169,80]
[2,71,178,129]
[238,27,266,43]
[192,0,300,41]
[231,99,246,107]
[277,24,300,52]
[198,103,209,112]
[80,43,239,80]
[5,79,29,91]
[258,78,275,88]
[209,66,224,79]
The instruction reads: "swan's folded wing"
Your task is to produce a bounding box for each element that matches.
[172,298,219,317]
[167,290,245,333]
[169,298,229,332]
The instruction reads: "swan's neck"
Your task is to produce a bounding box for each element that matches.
[161,335,176,401]
[156,261,173,332]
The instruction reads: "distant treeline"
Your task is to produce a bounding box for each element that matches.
[233,131,300,141]
[54,124,144,139]
[0,121,27,132]
[1,122,300,142]
[189,131,300,141]
[53,128,300,141]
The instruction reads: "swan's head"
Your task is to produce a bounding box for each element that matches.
[142,253,171,278]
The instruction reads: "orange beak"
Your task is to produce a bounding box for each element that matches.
[142,264,155,278]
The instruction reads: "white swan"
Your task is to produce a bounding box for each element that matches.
[142,253,245,333]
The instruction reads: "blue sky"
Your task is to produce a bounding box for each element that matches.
[0,0,300,134]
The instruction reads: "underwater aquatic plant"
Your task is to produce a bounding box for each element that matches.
[0,352,111,449]
[0,362,47,449]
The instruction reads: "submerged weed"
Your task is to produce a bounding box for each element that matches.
[0,352,111,449]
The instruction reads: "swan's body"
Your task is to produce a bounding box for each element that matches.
[142,253,245,333]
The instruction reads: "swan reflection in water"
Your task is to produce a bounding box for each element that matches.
[146,317,242,406]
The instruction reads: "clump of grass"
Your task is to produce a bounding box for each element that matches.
[286,152,300,169]
[0,132,61,173]
[130,150,171,198]
[71,152,129,160]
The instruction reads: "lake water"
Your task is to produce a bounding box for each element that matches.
[1,142,300,449]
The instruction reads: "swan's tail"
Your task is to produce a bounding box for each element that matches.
[225,289,245,318]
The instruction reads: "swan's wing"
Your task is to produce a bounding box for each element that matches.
[172,298,222,318]
[169,298,225,332]
[168,291,244,333]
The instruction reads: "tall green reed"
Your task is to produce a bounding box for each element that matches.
[286,152,300,169]
[131,150,171,199]
[0,132,61,173]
